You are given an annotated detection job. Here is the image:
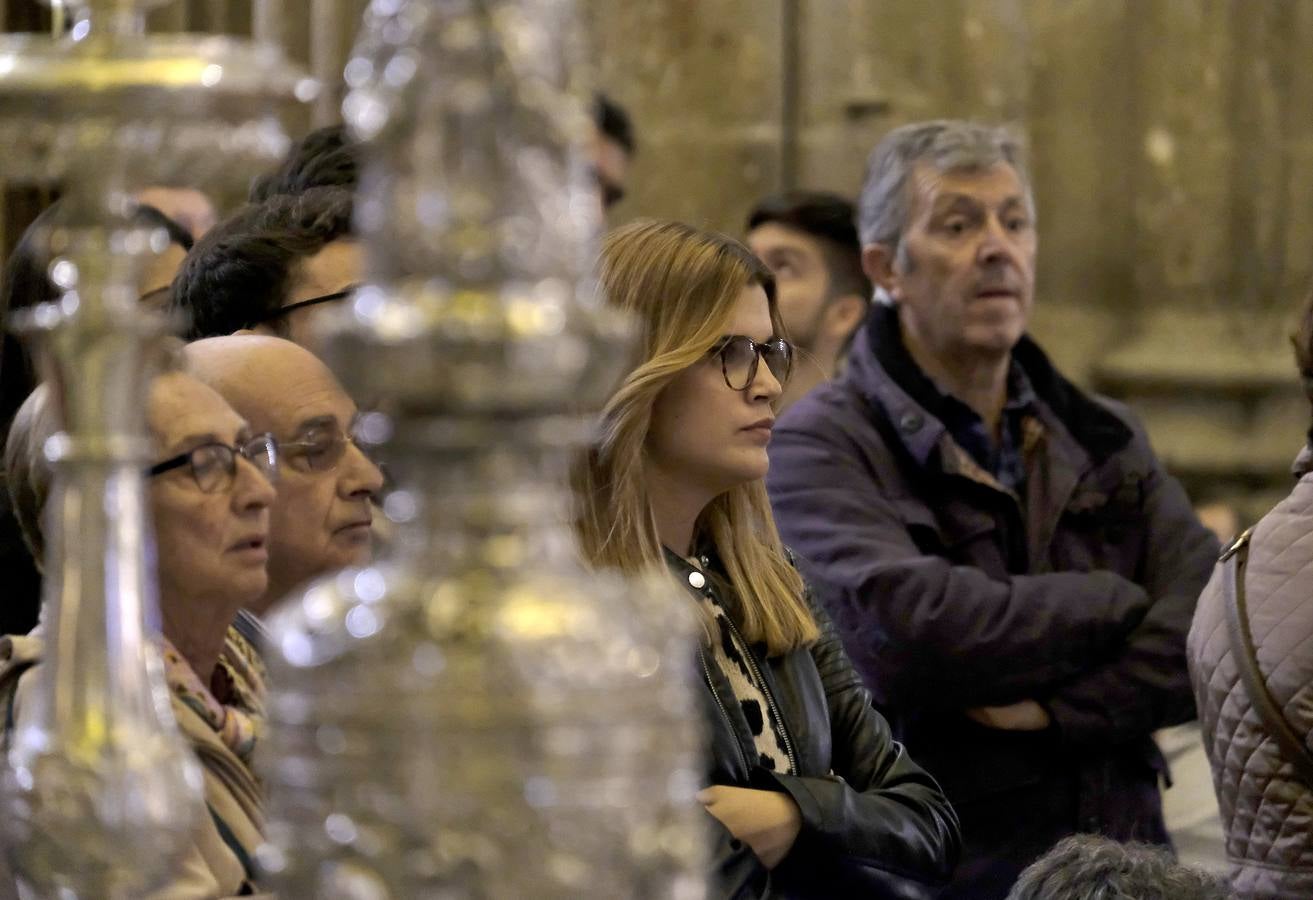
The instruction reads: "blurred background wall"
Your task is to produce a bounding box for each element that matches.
[587,0,1313,519]
[4,0,1313,515]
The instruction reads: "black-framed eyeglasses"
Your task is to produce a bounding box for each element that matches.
[251,288,354,326]
[713,335,793,391]
[147,433,279,493]
[280,415,374,475]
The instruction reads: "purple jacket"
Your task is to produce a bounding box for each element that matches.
[766,306,1218,898]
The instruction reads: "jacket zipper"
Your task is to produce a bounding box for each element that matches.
[722,613,798,776]
[700,649,751,774]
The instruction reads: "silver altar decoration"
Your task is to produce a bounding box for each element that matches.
[0,1,308,895]
[259,0,706,897]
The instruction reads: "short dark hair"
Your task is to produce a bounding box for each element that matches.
[1007,836,1232,900]
[593,92,636,156]
[2,200,195,435]
[746,190,871,301]
[248,124,359,202]
[173,186,354,339]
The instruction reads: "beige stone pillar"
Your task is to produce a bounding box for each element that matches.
[582,0,784,234]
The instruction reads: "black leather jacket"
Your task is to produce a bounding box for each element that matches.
[667,549,961,899]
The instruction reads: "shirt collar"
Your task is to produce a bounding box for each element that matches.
[846,303,1039,468]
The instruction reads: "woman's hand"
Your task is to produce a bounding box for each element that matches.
[965,699,1051,731]
[696,785,802,869]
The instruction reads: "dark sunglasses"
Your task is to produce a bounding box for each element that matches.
[713,335,793,391]
[148,433,279,493]
[251,288,354,326]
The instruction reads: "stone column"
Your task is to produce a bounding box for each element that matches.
[582,0,784,233]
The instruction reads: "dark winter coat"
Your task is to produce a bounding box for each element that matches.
[668,548,961,898]
[766,305,1219,898]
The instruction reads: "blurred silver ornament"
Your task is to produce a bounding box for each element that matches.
[260,1,705,897]
[0,1,308,895]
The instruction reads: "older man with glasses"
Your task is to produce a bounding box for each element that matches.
[185,335,385,620]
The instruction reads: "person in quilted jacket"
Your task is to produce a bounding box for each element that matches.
[1188,290,1313,898]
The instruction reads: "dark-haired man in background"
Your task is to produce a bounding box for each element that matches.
[747,190,870,411]
[172,186,358,345]
[247,124,358,203]
[591,92,635,214]
[135,203,195,311]
[245,92,634,218]
[0,200,195,639]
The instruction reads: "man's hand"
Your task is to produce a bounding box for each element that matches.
[696,785,802,869]
[965,699,1051,731]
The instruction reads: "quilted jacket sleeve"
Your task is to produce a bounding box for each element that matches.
[767,417,1154,710]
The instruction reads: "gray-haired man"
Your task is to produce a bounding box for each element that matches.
[766,120,1218,897]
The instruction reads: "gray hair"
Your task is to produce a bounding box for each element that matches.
[1006,836,1233,900]
[4,336,188,568]
[857,120,1035,255]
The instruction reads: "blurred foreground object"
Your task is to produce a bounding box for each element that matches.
[0,0,307,895]
[259,1,705,897]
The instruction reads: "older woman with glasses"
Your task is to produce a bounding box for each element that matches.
[0,362,278,898]
[575,219,961,898]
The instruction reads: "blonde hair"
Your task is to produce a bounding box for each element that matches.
[575,219,819,655]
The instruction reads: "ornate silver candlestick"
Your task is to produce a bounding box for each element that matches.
[259,1,706,896]
[0,1,307,895]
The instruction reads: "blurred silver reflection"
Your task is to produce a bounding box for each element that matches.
[0,0,305,894]
[260,1,706,897]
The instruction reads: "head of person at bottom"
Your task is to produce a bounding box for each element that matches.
[1006,835,1232,900]
[575,218,960,894]
[185,335,385,616]
[172,186,359,347]
[746,190,870,410]
[858,119,1036,403]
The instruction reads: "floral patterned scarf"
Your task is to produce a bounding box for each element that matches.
[161,626,267,766]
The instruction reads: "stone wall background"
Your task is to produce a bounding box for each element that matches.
[3,0,1311,513]
[587,0,1313,515]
